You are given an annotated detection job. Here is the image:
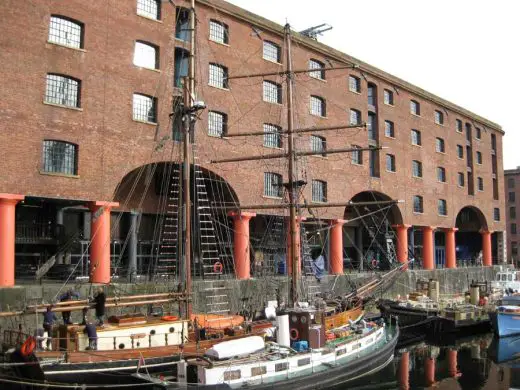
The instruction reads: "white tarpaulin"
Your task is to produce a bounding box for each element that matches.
[205,336,265,360]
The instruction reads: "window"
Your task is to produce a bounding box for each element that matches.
[312,180,327,203]
[208,111,227,137]
[310,135,326,156]
[349,76,361,93]
[134,41,159,69]
[508,177,515,188]
[438,199,447,216]
[275,362,289,372]
[510,192,516,203]
[367,84,376,106]
[384,120,395,138]
[437,167,446,182]
[386,154,396,172]
[223,370,241,381]
[350,109,361,125]
[369,149,379,177]
[457,172,465,187]
[413,195,424,213]
[410,100,420,115]
[132,93,157,123]
[351,145,362,165]
[476,151,482,164]
[411,129,421,146]
[48,16,83,48]
[434,110,444,125]
[494,208,500,221]
[137,0,160,20]
[491,134,497,152]
[209,20,228,44]
[175,8,190,41]
[435,137,445,153]
[477,177,484,191]
[263,81,281,103]
[513,242,518,256]
[264,172,282,198]
[456,119,463,132]
[298,358,311,367]
[510,207,516,219]
[264,123,282,148]
[45,74,81,108]
[412,160,422,178]
[174,47,189,88]
[251,366,267,377]
[367,113,377,141]
[512,223,517,235]
[475,127,481,140]
[456,145,464,158]
[42,140,78,175]
[383,89,394,105]
[209,63,228,88]
[309,59,325,80]
[263,41,281,62]
[310,95,326,117]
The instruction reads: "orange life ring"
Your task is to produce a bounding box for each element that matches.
[20,336,36,357]
[161,315,179,322]
[289,328,299,341]
[213,262,223,274]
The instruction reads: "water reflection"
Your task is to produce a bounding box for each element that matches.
[331,333,520,389]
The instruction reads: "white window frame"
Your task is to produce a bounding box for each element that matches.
[350,109,361,125]
[133,41,158,69]
[208,111,227,137]
[311,180,327,203]
[310,95,326,117]
[264,172,283,198]
[208,63,228,89]
[263,41,280,63]
[263,123,282,148]
[263,81,281,104]
[309,59,325,80]
[137,0,160,20]
[349,76,361,93]
[310,135,326,157]
[209,20,228,44]
[48,15,83,49]
[132,93,157,123]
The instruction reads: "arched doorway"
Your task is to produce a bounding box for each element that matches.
[113,162,239,280]
[344,191,402,270]
[455,206,488,266]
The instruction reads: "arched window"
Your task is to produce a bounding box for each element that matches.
[48,15,84,48]
[42,140,78,175]
[45,74,81,108]
[137,0,160,20]
[134,41,159,69]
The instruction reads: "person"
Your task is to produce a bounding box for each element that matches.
[311,248,325,281]
[59,289,80,325]
[81,307,89,325]
[93,288,106,326]
[84,320,98,350]
[42,306,57,350]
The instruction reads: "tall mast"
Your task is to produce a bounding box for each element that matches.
[285,24,299,306]
[182,0,196,319]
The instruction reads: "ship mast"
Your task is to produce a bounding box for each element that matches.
[284,24,300,306]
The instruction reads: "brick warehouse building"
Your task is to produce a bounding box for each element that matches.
[505,167,520,265]
[0,0,507,287]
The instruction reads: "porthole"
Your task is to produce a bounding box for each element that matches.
[169,327,175,333]
[150,329,156,335]
[119,343,125,349]
[291,315,298,323]
[136,342,140,347]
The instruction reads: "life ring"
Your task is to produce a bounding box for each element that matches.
[371,259,377,268]
[289,328,299,341]
[213,262,223,274]
[20,336,36,357]
[161,315,179,322]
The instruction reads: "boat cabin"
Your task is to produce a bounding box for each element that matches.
[492,269,520,292]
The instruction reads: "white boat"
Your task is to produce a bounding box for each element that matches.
[491,268,520,292]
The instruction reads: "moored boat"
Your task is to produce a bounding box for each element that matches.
[490,305,520,338]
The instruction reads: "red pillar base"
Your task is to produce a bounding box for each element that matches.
[444,228,458,269]
[89,201,119,284]
[422,226,435,270]
[399,351,410,390]
[480,230,492,267]
[448,349,458,377]
[0,194,24,287]
[393,224,411,268]
[228,212,256,280]
[329,219,346,275]
[424,357,435,386]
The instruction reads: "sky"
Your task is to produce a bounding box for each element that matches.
[227,0,519,169]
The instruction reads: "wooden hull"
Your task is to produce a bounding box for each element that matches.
[324,306,364,330]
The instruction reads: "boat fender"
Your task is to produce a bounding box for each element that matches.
[20,336,36,357]
[161,315,179,321]
[213,262,223,274]
[289,328,299,341]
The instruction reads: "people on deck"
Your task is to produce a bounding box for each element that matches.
[84,320,98,350]
[59,289,80,325]
[93,288,106,326]
[42,306,57,350]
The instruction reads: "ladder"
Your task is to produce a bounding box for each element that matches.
[154,165,181,281]
[193,164,230,314]
[300,224,321,302]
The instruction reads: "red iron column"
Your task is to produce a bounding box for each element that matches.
[393,224,410,265]
[399,351,410,390]
[424,357,436,386]
[329,219,346,275]
[422,226,435,270]
[0,194,24,287]
[228,212,256,280]
[481,230,492,266]
[448,349,458,377]
[444,227,458,269]
[89,201,119,284]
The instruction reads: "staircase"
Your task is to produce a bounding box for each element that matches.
[35,229,83,280]
[154,165,181,281]
[193,164,230,314]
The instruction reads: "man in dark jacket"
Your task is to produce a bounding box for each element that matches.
[59,289,80,325]
[42,306,57,350]
[93,288,106,326]
[84,321,98,350]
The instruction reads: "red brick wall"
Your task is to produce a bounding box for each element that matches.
[0,0,506,232]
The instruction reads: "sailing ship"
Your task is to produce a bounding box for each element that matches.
[0,1,404,388]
